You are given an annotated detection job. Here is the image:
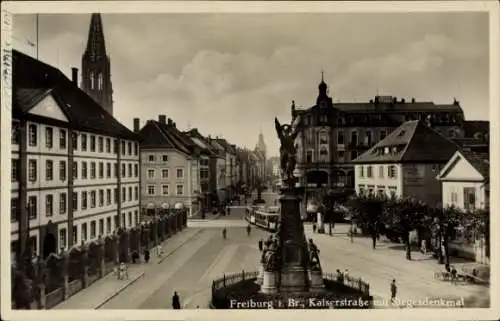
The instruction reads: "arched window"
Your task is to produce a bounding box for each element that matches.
[90,72,95,90]
[98,73,104,90]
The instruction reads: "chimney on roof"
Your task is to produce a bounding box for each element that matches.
[71,67,78,85]
[159,115,166,124]
[411,97,416,103]
[173,122,176,128]
[133,118,140,132]
[401,98,405,103]
[167,118,173,126]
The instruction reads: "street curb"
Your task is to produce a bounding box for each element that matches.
[157,229,205,264]
[94,272,145,309]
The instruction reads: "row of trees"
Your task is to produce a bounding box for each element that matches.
[323,193,489,264]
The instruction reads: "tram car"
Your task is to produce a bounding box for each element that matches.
[247,206,281,232]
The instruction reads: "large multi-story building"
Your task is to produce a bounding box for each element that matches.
[353,120,459,207]
[136,116,204,217]
[292,74,467,196]
[11,50,140,264]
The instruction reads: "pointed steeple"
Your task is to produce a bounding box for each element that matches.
[81,13,114,115]
[84,13,107,60]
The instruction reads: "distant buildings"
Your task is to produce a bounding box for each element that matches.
[292,74,468,197]
[353,120,459,207]
[11,50,140,263]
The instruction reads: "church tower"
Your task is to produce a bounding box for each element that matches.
[81,13,114,115]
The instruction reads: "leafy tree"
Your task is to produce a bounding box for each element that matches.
[382,197,428,260]
[461,208,490,260]
[346,194,386,249]
[429,205,462,265]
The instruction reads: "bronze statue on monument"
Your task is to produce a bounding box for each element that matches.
[275,116,302,186]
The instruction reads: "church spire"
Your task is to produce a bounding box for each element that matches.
[81,13,114,116]
[84,13,107,60]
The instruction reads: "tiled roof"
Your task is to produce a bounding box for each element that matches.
[12,50,137,140]
[460,151,489,179]
[353,120,459,164]
[183,128,215,155]
[138,120,193,155]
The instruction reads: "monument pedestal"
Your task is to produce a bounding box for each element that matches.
[261,271,278,294]
[309,270,325,291]
[279,266,308,292]
[256,265,264,285]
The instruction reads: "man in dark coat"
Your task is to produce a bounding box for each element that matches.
[258,239,263,252]
[172,291,181,309]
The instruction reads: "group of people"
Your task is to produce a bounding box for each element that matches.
[221,224,252,240]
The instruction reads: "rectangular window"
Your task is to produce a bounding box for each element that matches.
[59,229,67,250]
[113,139,118,154]
[59,160,66,181]
[128,187,132,201]
[122,187,126,201]
[359,166,364,178]
[134,186,138,200]
[99,162,104,178]
[81,191,88,210]
[12,121,20,144]
[351,131,358,144]
[306,150,313,163]
[378,166,384,178]
[114,163,118,178]
[388,165,397,179]
[365,131,372,145]
[28,124,37,146]
[176,185,183,195]
[98,137,103,153]
[90,221,96,238]
[134,211,139,225]
[451,192,458,204]
[91,191,96,208]
[99,189,104,207]
[122,213,126,228]
[106,217,111,233]
[59,129,66,149]
[337,131,344,145]
[11,198,18,222]
[72,192,78,210]
[72,133,78,151]
[107,189,111,205]
[91,162,96,179]
[134,143,138,156]
[128,212,132,227]
[106,138,111,153]
[45,127,53,148]
[134,164,139,177]
[73,161,78,180]
[128,142,132,155]
[28,196,37,219]
[463,187,476,210]
[162,169,169,179]
[81,134,87,151]
[81,223,88,242]
[367,166,373,178]
[90,135,96,152]
[72,226,77,245]
[81,161,87,179]
[122,164,126,177]
[11,159,18,181]
[148,169,155,179]
[162,155,168,162]
[114,188,118,203]
[107,163,111,178]
[162,185,169,195]
[121,141,126,155]
[99,218,104,236]
[28,159,37,182]
[46,160,53,181]
[147,185,155,195]
[59,193,66,214]
[128,163,132,177]
[176,168,184,178]
[148,155,155,162]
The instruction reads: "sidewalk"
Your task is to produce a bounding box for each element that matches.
[189,212,222,220]
[52,228,202,309]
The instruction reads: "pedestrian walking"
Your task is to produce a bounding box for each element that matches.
[172,291,181,309]
[349,226,354,243]
[131,250,139,264]
[390,279,397,304]
[222,227,227,239]
[312,223,317,233]
[421,240,427,255]
[451,266,458,285]
[246,224,252,236]
[258,239,263,252]
[336,269,344,283]
[144,249,150,263]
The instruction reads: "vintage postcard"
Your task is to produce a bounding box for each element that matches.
[1,1,499,321]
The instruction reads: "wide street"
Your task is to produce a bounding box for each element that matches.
[97,192,487,309]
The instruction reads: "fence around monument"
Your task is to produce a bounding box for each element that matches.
[211,270,371,309]
[11,209,188,310]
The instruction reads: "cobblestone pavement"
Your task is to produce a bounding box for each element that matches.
[95,208,487,309]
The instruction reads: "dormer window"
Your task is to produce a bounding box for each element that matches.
[384,147,390,155]
[392,146,398,154]
[398,130,406,137]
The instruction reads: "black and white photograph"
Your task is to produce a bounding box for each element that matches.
[1,1,499,320]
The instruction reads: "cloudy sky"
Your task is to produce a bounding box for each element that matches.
[12,12,489,157]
